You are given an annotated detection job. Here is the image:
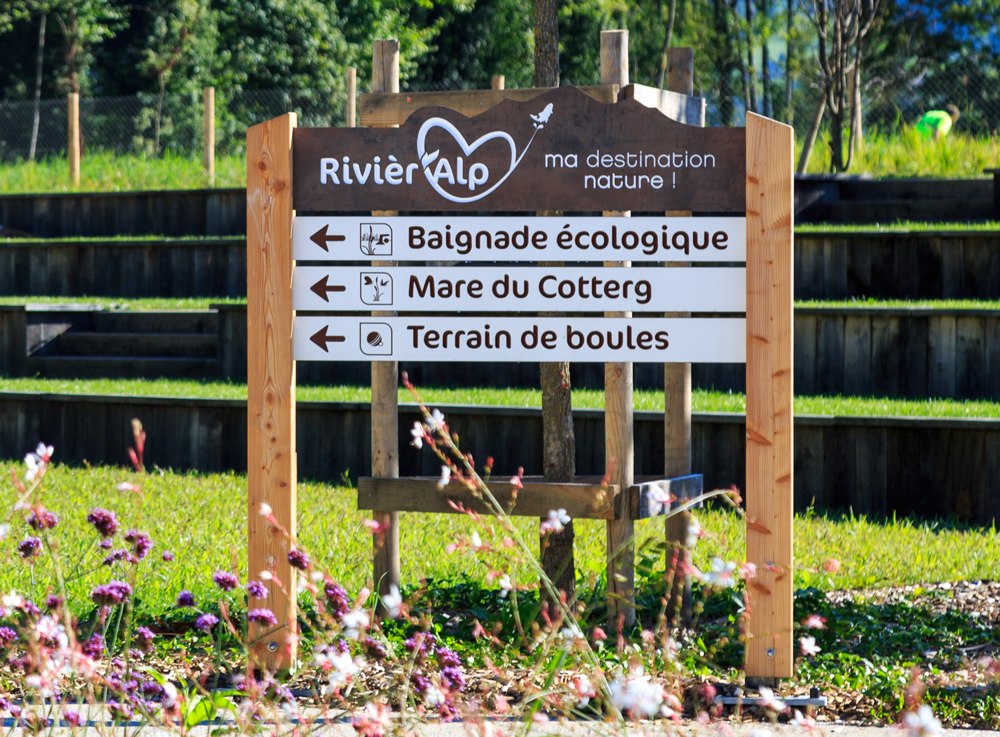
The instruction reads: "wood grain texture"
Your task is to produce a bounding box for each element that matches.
[346,68,356,128]
[620,84,705,127]
[203,87,215,183]
[666,48,694,97]
[745,112,795,680]
[371,40,401,602]
[358,477,617,519]
[246,112,297,670]
[492,75,505,91]
[67,93,80,186]
[601,30,636,629]
[358,85,618,126]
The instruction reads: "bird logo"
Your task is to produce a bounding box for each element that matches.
[530,103,554,128]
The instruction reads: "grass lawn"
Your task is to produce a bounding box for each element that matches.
[2,377,1000,418]
[795,221,1000,233]
[796,298,1000,309]
[2,464,998,620]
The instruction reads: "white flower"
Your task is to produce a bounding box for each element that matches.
[258,502,272,516]
[756,686,786,712]
[437,466,451,489]
[792,709,818,734]
[800,635,821,657]
[647,486,672,516]
[661,637,680,661]
[571,675,596,708]
[0,524,9,542]
[427,409,445,432]
[424,685,446,707]
[685,517,702,547]
[702,557,737,588]
[36,616,68,649]
[559,624,584,643]
[540,508,571,535]
[498,575,513,598]
[323,652,362,693]
[381,585,403,619]
[410,422,424,448]
[162,682,179,709]
[23,453,42,482]
[2,590,24,609]
[609,668,668,719]
[342,607,370,639]
[470,532,484,551]
[311,570,325,582]
[904,705,943,736]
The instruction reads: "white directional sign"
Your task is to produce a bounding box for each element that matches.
[293,216,746,263]
[292,266,746,312]
[293,316,746,363]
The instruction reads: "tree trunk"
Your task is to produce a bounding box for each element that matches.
[533,0,559,88]
[797,94,825,174]
[851,62,863,150]
[760,0,770,117]
[745,0,757,114]
[154,74,165,156]
[784,0,793,124]
[29,14,46,162]
[657,0,678,90]
[714,0,735,125]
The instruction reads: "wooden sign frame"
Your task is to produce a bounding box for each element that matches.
[246,39,793,682]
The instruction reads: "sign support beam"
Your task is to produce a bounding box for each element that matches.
[745,111,795,682]
[247,112,297,670]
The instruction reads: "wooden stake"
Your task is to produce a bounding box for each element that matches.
[247,112,297,670]
[663,47,695,625]
[67,92,80,186]
[346,67,357,128]
[600,29,636,630]
[745,112,795,682]
[371,40,401,606]
[492,75,505,91]
[203,87,215,184]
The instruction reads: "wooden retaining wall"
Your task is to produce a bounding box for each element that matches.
[6,231,999,300]
[216,304,1000,400]
[0,391,995,524]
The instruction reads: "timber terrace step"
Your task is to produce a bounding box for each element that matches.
[54,332,217,358]
[90,310,218,333]
[24,356,217,379]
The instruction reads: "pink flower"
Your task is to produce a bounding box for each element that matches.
[800,636,821,657]
[410,422,424,449]
[571,675,596,708]
[824,558,841,574]
[539,509,571,535]
[363,519,389,535]
[592,627,608,641]
[740,562,758,579]
[803,614,827,629]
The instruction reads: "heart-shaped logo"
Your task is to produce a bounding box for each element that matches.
[416,109,550,203]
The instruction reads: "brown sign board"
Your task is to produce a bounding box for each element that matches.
[292,86,746,213]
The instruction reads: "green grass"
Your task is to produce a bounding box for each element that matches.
[797,297,1000,310]
[795,221,1000,233]
[2,377,999,418]
[2,464,998,618]
[799,126,1000,179]
[0,296,245,310]
[0,151,246,193]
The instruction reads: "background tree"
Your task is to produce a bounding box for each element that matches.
[51,0,123,94]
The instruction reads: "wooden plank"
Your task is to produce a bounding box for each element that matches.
[619,83,705,127]
[630,474,702,519]
[68,93,80,186]
[203,87,215,183]
[370,39,401,605]
[357,477,618,519]
[246,112,297,670]
[928,315,957,399]
[843,314,872,396]
[956,315,984,400]
[346,68,356,128]
[870,314,900,397]
[600,29,636,630]
[745,112,794,681]
[359,84,619,126]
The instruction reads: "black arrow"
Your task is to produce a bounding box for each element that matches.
[310,326,346,352]
[310,275,347,302]
[310,224,346,252]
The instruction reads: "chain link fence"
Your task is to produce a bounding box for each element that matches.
[0,68,996,164]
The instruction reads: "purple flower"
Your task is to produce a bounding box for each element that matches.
[404,633,436,663]
[212,571,239,591]
[162,551,175,562]
[23,600,40,616]
[106,700,133,722]
[98,539,113,550]
[103,549,132,566]
[141,680,163,698]
[82,634,104,659]
[176,590,195,608]
[124,529,152,560]
[335,639,349,654]
[247,580,268,599]
[436,647,461,668]
[27,508,59,530]
[62,710,84,727]
[324,581,349,618]
[364,637,387,661]
[87,508,118,538]
[17,537,41,559]
[45,595,63,611]
[287,548,310,570]
[247,608,277,626]
[134,626,155,652]
[410,673,430,696]
[90,581,132,607]
[0,627,17,648]
[195,613,219,632]
[441,666,466,692]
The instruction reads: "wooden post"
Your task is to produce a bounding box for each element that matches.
[247,112,297,670]
[492,75,505,91]
[203,87,215,183]
[371,40,401,606]
[600,29,636,630]
[745,112,795,683]
[346,67,357,128]
[67,92,80,186]
[663,47,694,625]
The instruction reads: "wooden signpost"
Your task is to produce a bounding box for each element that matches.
[247,36,793,683]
